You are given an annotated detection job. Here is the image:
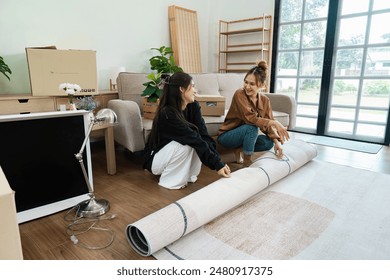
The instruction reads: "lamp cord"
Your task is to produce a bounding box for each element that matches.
[64,206,116,250]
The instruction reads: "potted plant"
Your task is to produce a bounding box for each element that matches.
[142,72,163,103]
[141,46,183,119]
[0,56,12,80]
[76,96,98,112]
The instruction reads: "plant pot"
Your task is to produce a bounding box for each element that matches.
[142,97,159,119]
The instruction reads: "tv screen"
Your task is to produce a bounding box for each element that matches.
[0,111,91,223]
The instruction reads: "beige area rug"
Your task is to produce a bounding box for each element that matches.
[153,160,390,259]
[203,191,334,259]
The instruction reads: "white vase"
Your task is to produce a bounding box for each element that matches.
[69,103,77,111]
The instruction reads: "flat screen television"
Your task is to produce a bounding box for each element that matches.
[0,110,92,223]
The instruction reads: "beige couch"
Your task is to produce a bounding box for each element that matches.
[108,72,296,153]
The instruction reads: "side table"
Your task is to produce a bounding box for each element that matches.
[92,123,116,175]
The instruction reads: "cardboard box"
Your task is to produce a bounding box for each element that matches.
[195,94,225,116]
[26,46,98,96]
[0,167,23,260]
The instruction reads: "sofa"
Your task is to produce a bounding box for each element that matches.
[108,72,296,153]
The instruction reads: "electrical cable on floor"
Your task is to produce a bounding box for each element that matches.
[64,205,117,250]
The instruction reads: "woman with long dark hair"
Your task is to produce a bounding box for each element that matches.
[143,72,231,189]
[217,61,289,167]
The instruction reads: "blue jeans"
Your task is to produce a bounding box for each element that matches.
[217,124,274,155]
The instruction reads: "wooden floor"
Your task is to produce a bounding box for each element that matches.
[18,132,390,260]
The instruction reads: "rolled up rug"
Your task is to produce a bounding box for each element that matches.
[126,139,317,256]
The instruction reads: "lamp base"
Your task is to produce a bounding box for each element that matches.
[76,197,110,218]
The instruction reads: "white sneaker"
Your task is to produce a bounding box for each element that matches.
[188,175,198,183]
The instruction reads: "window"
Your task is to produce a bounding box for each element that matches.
[327,0,390,142]
[273,0,390,144]
[275,0,329,132]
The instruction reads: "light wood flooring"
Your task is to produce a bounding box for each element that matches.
[18,132,390,260]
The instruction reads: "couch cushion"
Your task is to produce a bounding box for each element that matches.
[191,74,221,96]
[273,111,289,127]
[202,113,227,136]
[216,73,245,109]
[191,73,245,110]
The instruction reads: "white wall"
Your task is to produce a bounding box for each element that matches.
[0,0,274,94]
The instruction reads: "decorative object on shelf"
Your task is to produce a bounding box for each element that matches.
[0,56,12,80]
[109,66,125,91]
[69,103,77,111]
[59,82,81,110]
[141,46,183,119]
[74,108,118,218]
[76,96,98,112]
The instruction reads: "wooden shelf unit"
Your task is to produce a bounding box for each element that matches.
[0,90,118,115]
[218,14,272,77]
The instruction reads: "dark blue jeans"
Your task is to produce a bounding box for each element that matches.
[217,124,274,155]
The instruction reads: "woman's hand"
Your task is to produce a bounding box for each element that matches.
[274,141,284,159]
[270,120,290,144]
[217,164,231,177]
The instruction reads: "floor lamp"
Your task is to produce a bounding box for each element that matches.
[74,108,118,218]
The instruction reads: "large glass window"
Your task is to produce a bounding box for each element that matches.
[275,0,329,133]
[274,0,390,143]
[326,0,390,142]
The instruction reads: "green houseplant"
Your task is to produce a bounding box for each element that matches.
[0,56,12,80]
[141,46,183,102]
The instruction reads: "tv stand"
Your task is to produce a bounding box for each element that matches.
[0,90,118,114]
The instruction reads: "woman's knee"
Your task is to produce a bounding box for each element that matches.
[261,136,274,150]
[242,124,259,138]
[264,138,274,150]
[255,135,274,151]
[242,124,258,133]
[217,132,236,148]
